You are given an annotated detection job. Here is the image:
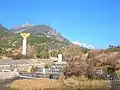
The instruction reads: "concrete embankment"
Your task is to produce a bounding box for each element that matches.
[0,59,67,72]
[0,72,19,83]
[0,59,67,82]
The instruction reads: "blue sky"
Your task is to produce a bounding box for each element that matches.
[0,0,120,49]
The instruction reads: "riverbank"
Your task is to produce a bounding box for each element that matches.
[10,76,110,90]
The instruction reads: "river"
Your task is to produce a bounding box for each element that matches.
[0,87,120,90]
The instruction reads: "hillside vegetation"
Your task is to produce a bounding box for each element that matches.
[0,24,71,59]
[1,23,120,62]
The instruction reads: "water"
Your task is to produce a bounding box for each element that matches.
[0,87,120,90]
[0,80,15,90]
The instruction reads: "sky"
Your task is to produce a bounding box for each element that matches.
[0,0,120,49]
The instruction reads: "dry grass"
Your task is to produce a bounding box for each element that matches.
[10,76,110,90]
[63,76,110,89]
[10,78,63,90]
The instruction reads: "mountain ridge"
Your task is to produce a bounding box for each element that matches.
[11,23,69,43]
[1,23,95,50]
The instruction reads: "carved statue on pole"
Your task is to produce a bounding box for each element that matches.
[20,33,30,55]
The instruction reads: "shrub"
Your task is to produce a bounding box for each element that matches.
[63,76,110,88]
[12,53,33,60]
[11,53,22,60]
[64,56,89,77]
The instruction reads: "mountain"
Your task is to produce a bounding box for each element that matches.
[2,23,120,60]
[0,23,72,59]
[11,23,69,42]
[0,24,20,48]
[72,41,94,49]
[10,23,71,48]
[0,24,13,36]
[11,22,33,33]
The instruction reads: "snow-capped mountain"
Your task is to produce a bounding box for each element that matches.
[72,41,94,49]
